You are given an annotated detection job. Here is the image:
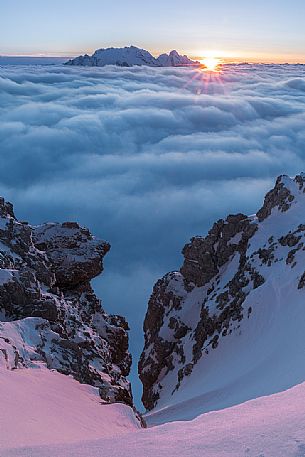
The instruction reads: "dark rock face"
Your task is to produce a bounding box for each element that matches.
[256,175,296,222]
[139,214,259,410]
[180,214,256,288]
[0,198,132,406]
[33,222,110,289]
[139,174,305,412]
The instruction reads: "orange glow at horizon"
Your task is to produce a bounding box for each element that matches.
[201,56,222,72]
[192,49,305,65]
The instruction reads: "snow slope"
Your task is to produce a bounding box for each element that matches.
[0,368,140,450]
[140,174,305,425]
[3,378,305,457]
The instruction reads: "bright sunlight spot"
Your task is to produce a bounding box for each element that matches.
[201,56,221,71]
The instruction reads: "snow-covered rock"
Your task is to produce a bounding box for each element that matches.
[139,174,305,424]
[0,197,133,406]
[156,50,199,67]
[66,46,158,67]
[65,46,199,67]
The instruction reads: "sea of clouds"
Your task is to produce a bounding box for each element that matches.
[1,63,305,405]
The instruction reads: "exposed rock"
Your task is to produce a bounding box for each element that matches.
[139,212,259,410]
[180,214,256,288]
[139,174,305,412]
[256,175,296,222]
[298,272,305,289]
[33,222,110,288]
[0,198,133,407]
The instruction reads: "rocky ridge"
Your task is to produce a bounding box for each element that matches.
[65,46,199,67]
[155,50,198,67]
[139,174,305,413]
[0,198,133,407]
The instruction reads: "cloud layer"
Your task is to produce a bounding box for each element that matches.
[1,63,305,404]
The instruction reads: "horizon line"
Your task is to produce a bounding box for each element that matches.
[1,54,305,65]
[1,48,305,65]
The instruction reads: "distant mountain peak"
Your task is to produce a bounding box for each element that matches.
[65,46,199,68]
[156,50,198,67]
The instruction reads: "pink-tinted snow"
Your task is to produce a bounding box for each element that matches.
[1,368,305,456]
[0,368,140,450]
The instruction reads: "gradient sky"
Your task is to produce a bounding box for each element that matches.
[1,0,305,62]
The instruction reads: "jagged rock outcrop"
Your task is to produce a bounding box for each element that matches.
[65,46,199,67]
[0,198,132,406]
[156,50,198,67]
[139,174,305,417]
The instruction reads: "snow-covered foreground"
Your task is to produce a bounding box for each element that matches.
[2,368,305,457]
[0,368,140,450]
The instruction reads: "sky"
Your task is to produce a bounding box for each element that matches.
[1,0,305,62]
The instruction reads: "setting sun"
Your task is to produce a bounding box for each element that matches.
[201,56,221,71]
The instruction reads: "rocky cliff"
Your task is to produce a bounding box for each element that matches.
[0,198,133,406]
[139,174,305,423]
